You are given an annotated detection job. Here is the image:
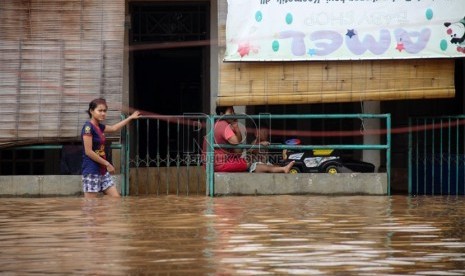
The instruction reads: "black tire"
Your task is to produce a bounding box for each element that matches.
[325,165,339,174]
[289,166,301,174]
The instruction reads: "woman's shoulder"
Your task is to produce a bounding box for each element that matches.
[81,121,104,132]
[82,121,105,128]
[81,121,92,129]
[214,120,229,128]
[81,121,92,135]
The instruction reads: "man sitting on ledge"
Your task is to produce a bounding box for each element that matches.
[209,106,294,173]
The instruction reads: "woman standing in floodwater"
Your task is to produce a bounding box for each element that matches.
[81,98,141,198]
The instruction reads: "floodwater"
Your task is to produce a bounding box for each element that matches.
[1,196,465,275]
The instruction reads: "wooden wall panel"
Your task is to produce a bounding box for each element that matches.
[218,59,455,106]
[0,0,125,147]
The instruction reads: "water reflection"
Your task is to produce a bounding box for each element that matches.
[0,196,464,275]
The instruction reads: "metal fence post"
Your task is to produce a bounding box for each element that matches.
[206,115,215,197]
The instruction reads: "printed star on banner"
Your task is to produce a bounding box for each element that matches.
[396,42,405,52]
[307,48,316,56]
[237,42,260,57]
[237,42,251,57]
[346,29,356,38]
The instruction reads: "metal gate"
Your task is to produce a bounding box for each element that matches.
[408,116,465,195]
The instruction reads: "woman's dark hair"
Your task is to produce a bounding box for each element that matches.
[215,106,232,115]
[87,98,107,118]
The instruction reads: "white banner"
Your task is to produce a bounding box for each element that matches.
[224,0,465,61]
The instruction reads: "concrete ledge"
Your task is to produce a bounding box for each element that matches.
[0,173,386,196]
[214,173,388,195]
[0,175,121,197]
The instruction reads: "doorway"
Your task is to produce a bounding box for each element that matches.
[133,48,205,115]
[129,2,210,161]
[130,2,209,115]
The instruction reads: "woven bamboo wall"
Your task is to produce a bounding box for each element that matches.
[0,0,125,147]
[216,0,455,106]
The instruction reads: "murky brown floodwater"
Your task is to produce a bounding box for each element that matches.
[1,195,465,275]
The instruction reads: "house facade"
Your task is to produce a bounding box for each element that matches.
[0,0,464,193]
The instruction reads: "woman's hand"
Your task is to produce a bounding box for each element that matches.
[129,111,141,120]
[106,162,115,173]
